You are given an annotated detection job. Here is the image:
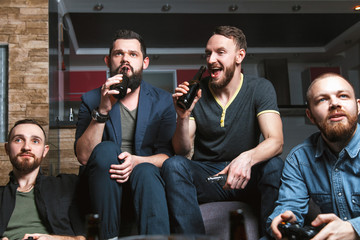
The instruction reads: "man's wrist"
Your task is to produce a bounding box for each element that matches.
[91,107,110,123]
[97,107,109,115]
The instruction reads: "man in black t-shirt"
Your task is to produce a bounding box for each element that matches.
[161,26,284,237]
[0,119,84,240]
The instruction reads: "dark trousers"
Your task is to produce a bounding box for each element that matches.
[82,141,170,239]
[160,156,284,236]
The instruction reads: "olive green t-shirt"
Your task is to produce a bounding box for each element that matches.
[120,102,137,154]
[4,188,49,240]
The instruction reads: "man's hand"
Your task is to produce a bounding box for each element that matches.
[218,151,252,190]
[22,234,54,240]
[270,211,298,240]
[109,151,136,183]
[311,214,359,240]
[99,74,131,115]
[22,234,85,240]
[172,81,202,119]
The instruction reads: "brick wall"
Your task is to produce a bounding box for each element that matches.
[58,128,80,174]
[0,0,66,185]
[0,0,49,185]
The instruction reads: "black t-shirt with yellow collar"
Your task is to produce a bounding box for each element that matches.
[191,74,279,162]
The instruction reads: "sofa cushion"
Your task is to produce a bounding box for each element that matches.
[200,201,259,240]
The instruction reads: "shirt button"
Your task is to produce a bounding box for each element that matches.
[352,199,357,203]
[335,168,339,172]
[344,217,348,220]
[338,192,342,196]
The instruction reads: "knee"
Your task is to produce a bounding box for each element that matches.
[88,141,121,170]
[131,163,164,189]
[161,155,188,175]
[132,162,160,180]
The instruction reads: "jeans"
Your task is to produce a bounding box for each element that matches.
[160,155,283,236]
[82,141,170,239]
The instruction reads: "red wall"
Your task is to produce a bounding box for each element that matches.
[65,68,209,101]
[65,71,106,101]
[176,68,209,85]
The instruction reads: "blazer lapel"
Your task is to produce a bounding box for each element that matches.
[108,102,122,144]
[134,82,151,155]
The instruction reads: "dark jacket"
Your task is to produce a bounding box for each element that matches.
[75,80,176,157]
[0,171,85,237]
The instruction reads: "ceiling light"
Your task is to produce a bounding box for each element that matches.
[354,5,360,11]
[229,5,238,12]
[93,3,104,11]
[292,5,301,12]
[161,4,171,12]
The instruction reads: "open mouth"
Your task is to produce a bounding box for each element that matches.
[120,65,131,75]
[209,67,223,78]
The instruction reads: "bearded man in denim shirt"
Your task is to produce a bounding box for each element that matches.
[267,73,360,240]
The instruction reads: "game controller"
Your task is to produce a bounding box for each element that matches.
[278,221,320,240]
[206,174,227,186]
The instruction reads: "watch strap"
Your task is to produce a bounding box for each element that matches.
[92,108,109,123]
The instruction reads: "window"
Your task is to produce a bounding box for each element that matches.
[0,45,8,142]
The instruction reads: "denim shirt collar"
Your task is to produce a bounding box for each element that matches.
[315,123,360,160]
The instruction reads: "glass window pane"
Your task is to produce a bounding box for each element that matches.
[0,45,8,142]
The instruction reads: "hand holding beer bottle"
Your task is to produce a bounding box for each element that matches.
[176,66,206,110]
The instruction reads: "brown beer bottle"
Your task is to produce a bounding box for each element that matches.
[176,66,206,109]
[230,209,247,240]
[110,67,129,99]
[86,214,101,240]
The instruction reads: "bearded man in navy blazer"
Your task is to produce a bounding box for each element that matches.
[75,29,176,239]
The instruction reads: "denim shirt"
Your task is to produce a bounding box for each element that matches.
[267,124,360,236]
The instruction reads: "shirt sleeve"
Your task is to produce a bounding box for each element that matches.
[266,153,310,234]
[254,78,280,116]
[349,217,360,237]
[74,95,93,156]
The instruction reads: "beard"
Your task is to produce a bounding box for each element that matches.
[110,64,142,92]
[315,109,358,143]
[209,60,236,89]
[10,152,42,174]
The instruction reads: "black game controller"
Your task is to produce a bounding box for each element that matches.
[278,221,320,240]
[206,174,227,186]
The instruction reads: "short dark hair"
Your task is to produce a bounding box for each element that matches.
[8,119,46,142]
[213,26,247,51]
[109,29,147,58]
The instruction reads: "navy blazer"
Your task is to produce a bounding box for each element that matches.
[75,80,176,159]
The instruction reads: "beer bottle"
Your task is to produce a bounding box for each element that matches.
[110,67,129,99]
[86,213,101,240]
[230,209,247,240]
[176,66,206,109]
